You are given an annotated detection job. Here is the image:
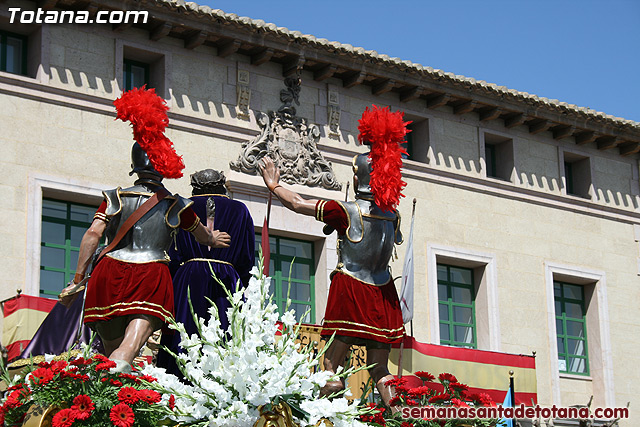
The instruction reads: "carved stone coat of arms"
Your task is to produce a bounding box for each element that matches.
[230,77,342,191]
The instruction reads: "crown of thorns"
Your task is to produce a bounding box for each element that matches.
[190,169,226,190]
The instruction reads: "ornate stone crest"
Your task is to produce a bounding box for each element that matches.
[230,76,342,191]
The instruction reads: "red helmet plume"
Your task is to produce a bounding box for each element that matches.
[113,87,185,179]
[357,105,411,212]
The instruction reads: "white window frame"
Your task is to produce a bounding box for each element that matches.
[25,173,105,296]
[427,243,501,351]
[544,261,614,407]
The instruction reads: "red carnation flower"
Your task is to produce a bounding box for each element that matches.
[384,377,407,387]
[137,389,162,404]
[110,403,134,427]
[408,386,432,397]
[96,360,117,371]
[401,422,414,427]
[6,388,30,407]
[168,394,175,410]
[388,396,401,407]
[449,382,469,391]
[428,393,451,403]
[414,371,435,382]
[93,354,110,362]
[477,392,497,407]
[52,408,77,427]
[395,385,410,395]
[70,357,89,366]
[117,387,140,404]
[72,395,95,420]
[139,374,157,383]
[451,398,470,408]
[438,373,458,383]
[6,384,25,392]
[30,367,54,385]
[118,373,140,383]
[50,360,68,374]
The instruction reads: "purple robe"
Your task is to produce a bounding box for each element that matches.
[20,290,103,359]
[157,195,255,377]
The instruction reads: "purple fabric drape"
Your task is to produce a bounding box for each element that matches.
[20,290,103,359]
[157,195,255,377]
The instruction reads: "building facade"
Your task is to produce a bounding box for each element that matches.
[0,0,638,424]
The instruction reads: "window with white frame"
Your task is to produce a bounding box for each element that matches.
[545,262,614,407]
[428,245,500,351]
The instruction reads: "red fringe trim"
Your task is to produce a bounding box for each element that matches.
[357,105,411,212]
[113,87,184,179]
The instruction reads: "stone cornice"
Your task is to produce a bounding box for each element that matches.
[3,69,637,224]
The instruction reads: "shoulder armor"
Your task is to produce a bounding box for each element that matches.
[165,194,194,228]
[336,201,363,243]
[103,187,123,217]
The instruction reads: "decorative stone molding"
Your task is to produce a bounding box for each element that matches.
[327,88,340,140]
[236,69,251,120]
[230,77,342,191]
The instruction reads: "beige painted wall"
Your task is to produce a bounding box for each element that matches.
[0,15,638,425]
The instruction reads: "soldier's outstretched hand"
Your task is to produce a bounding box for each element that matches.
[259,156,280,192]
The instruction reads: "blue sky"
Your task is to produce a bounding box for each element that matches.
[199,0,640,122]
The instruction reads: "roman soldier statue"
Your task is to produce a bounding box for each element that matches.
[59,87,231,372]
[260,105,409,407]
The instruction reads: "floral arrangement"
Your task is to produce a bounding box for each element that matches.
[360,371,501,427]
[141,263,368,427]
[0,352,172,427]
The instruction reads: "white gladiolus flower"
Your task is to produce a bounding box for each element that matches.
[143,258,366,426]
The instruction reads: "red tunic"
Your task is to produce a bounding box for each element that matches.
[315,200,404,343]
[83,201,199,327]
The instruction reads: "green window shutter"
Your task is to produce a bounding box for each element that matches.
[554,281,589,375]
[437,264,476,348]
[256,234,315,324]
[40,199,99,298]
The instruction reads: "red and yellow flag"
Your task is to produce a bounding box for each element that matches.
[390,336,537,405]
[2,295,57,361]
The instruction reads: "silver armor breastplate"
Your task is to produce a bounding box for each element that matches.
[103,184,192,264]
[335,198,402,286]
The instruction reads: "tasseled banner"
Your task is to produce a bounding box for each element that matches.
[357,105,411,212]
[113,87,185,179]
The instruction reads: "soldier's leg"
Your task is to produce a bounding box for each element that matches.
[366,347,397,410]
[108,314,161,368]
[95,316,128,356]
[319,336,351,397]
